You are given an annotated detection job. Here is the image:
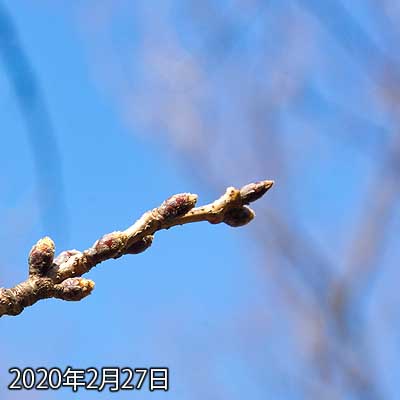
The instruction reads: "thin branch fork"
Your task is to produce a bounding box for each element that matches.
[0,180,274,318]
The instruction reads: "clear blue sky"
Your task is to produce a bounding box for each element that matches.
[1,1,399,399]
[0,3,271,399]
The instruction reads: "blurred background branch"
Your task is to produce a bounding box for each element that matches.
[0,1,67,244]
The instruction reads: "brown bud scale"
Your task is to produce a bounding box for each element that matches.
[53,250,81,266]
[125,235,153,254]
[240,180,274,204]
[29,237,55,276]
[55,278,95,301]
[158,193,197,220]
[93,231,127,259]
[223,206,255,227]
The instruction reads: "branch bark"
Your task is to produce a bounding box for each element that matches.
[0,180,273,317]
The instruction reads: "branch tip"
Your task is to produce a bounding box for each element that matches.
[240,180,274,204]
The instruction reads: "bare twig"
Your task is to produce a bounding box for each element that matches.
[0,180,273,318]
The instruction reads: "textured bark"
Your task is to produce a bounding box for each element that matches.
[0,180,273,317]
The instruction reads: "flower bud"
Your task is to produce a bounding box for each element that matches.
[53,250,81,267]
[28,237,55,276]
[223,206,255,227]
[240,180,274,204]
[158,193,198,221]
[92,231,127,260]
[125,235,153,255]
[54,277,95,301]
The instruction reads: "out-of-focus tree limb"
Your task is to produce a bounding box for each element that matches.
[0,2,68,242]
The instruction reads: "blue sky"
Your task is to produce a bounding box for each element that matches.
[1,1,399,399]
[0,3,274,399]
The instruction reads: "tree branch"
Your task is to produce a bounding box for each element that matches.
[0,180,273,317]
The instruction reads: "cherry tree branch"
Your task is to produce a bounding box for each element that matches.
[0,180,273,317]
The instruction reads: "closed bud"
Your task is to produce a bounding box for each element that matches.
[125,235,153,255]
[93,231,127,259]
[223,206,255,227]
[54,277,95,301]
[240,180,274,204]
[53,250,81,267]
[158,193,198,221]
[28,237,55,276]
